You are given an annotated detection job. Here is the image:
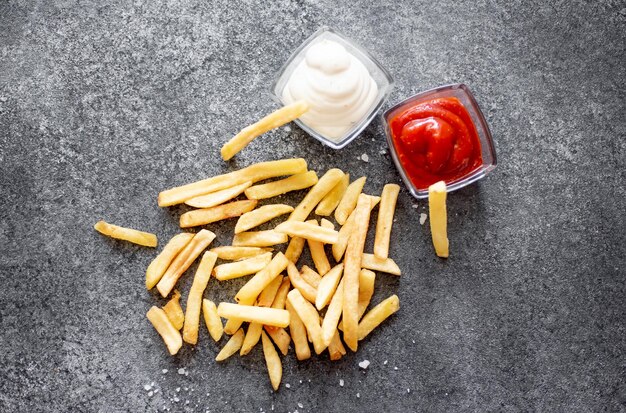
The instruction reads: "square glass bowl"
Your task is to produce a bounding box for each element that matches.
[270,26,394,149]
[383,83,497,199]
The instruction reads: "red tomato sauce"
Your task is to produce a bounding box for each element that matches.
[388,97,483,190]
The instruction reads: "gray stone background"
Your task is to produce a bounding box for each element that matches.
[1,0,624,412]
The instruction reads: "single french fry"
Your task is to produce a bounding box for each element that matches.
[361,253,401,276]
[286,300,310,361]
[300,265,322,288]
[158,158,307,207]
[232,230,288,247]
[373,184,400,259]
[429,181,449,258]
[286,262,317,303]
[156,229,216,298]
[216,328,245,361]
[315,172,349,216]
[180,199,257,228]
[286,289,326,354]
[183,251,218,344]
[146,306,182,355]
[244,171,318,200]
[358,295,400,340]
[210,246,273,260]
[240,322,263,356]
[256,275,283,307]
[264,326,290,356]
[284,236,305,264]
[315,263,343,310]
[289,169,345,222]
[334,176,367,225]
[162,289,185,330]
[221,101,310,160]
[275,221,339,244]
[235,204,294,234]
[320,218,335,230]
[338,269,376,331]
[146,233,194,289]
[202,299,223,341]
[342,194,372,351]
[213,252,272,281]
[235,252,289,304]
[261,331,282,391]
[321,279,344,346]
[217,303,290,328]
[328,330,346,361]
[332,195,380,261]
[307,237,331,276]
[270,277,291,310]
[184,181,252,208]
[94,220,157,247]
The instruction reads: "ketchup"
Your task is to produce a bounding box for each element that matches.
[388,97,483,190]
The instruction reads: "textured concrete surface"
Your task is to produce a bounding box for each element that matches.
[1,0,625,412]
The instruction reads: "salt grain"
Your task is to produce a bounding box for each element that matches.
[285,383,291,389]
[361,153,369,162]
[412,204,418,209]
[173,397,180,403]
[358,360,370,369]
[162,369,168,374]
[356,392,360,398]
[394,367,398,370]
[176,387,180,392]
[379,149,386,155]
[177,368,186,375]
[383,360,388,365]
[407,388,411,393]
[339,379,344,387]
[298,403,303,408]
[148,391,153,397]
[144,384,152,391]
[419,213,427,225]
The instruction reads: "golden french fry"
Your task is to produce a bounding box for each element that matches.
[202,299,223,341]
[240,322,263,356]
[275,221,339,244]
[213,252,272,281]
[286,262,317,304]
[342,194,372,351]
[361,254,401,276]
[158,158,307,207]
[232,230,288,247]
[217,303,290,328]
[289,169,345,222]
[321,279,344,346]
[261,331,282,391]
[146,233,194,290]
[183,251,218,344]
[429,181,449,258]
[320,218,335,230]
[264,326,290,356]
[216,328,245,361]
[221,101,310,161]
[162,289,185,330]
[332,195,380,261]
[315,172,349,216]
[284,236,305,264]
[156,229,216,298]
[235,252,289,304]
[209,246,273,261]
[338,269,376,331]
[315,263,343,310]
[184,181,252,208]
[334,176,367,225]
[300,265,322,288]
[244,171,318,200]
[328,329,346,361]
[270,277,291,310]
[286,289,326,354]
[286,300,310,361]
[146,306,182,355]
[179,199,257,228]
[308,237,331,276]
[373,184,400,259]
[234,204,294,234]
[358,295,400,340]
[94,220,157,247]
[256,275,283,307]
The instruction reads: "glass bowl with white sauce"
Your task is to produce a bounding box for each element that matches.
[270,27,394,149]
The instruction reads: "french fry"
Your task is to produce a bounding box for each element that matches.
[158,158,307,207]
[94,220,157,247]
[361,254,401,276]
[289,169,345,222]
[321,279,344,346]
[357,295,400,340]
[184,181,252,208]
[328,330,346,361]
[429,181,449,258]
[275,221,339,244]
[217,303,290,328]
[244,171,318,200]
[234,204,294,234]
[261,331,282,391]
[146,306,183,355]
[315,172,349,216]
[338,269,376,331]
[179,199,257,228]
[334,176,366,225]
[240,322,263,356]
[286,289,326,354]
[286,262,317,303]
[300,265,322,288]
[320,218,335,230]
[264,326,290,355]
[162,289,185,330]
[315,263,343,310]
[286,300,310,361]
[146,233,194,289]
[235,252,289,304]
[332,195,380,261]
[342,194,372,351]
[256,275,283,307]
[307,237,331,276]
[209,246,272,261]
[232,230,288,247]
[221,101,310,161]
[216,328,245,361]
[202,299,223,341]
[183,251,218,344]
[284,235,306,264]
[213,252,272,281]
[373,184,400,259]
[270,277,291,310]
[156,229,216,298]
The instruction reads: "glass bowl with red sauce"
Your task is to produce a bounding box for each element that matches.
[383,83,497,199]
